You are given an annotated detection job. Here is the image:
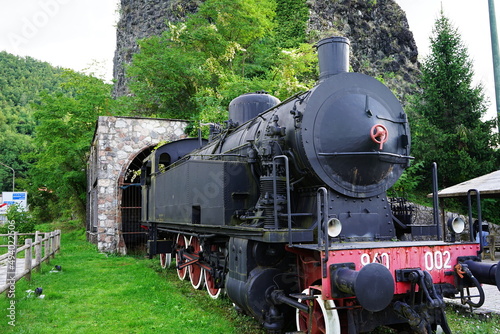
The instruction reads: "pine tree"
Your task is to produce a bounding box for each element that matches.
[409,11,499,188]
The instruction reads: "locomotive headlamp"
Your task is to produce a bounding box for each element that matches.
[327,218,342,237]
[447,216,465,234]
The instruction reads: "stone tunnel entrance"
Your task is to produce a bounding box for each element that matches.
[118,146,154,253]
[86,116,188,254]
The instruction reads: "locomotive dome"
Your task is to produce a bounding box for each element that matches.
[229,91,281,125]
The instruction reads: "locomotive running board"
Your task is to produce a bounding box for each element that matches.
[149,222,314,244]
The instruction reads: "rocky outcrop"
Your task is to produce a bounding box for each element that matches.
[307,0,420,101]
[112,0,420,101]
[112,0,201,97]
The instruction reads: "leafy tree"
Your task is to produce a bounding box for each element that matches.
[274,0,309,48]
[408,11,499,189]
[0,203,35,242]
[0,52,63,191]
[126,0,317,125]
[28,70,115,221]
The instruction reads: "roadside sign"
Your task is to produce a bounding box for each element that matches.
[0,192,28,214]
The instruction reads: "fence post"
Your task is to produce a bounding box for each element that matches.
[35,235,42,272]
[56,230,61,253]
[50,231,55,259]
[44,232,50,265]
[24,239,32,281]
[5,232,18,290]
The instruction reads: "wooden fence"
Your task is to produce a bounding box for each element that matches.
[0,230,61,294]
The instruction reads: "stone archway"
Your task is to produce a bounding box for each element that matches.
[86,116,188,254]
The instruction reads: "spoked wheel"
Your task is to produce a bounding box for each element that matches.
[159,252,172,269]
[175,234,189,281]
[296,287,341,334]
[205,246,223,299]
[188,236,205,289]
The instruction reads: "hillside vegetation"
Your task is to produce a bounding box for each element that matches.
[0,52,63,192]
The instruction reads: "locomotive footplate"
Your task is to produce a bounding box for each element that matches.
[320,242,481,298]
[147,221,315,243]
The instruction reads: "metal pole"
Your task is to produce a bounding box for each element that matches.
[488,0,500,130]
[0,161,15,191]
[432,163,441,240]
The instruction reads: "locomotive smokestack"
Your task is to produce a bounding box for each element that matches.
[317,36,350,83]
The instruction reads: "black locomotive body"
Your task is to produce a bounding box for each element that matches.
[140,37,500,333]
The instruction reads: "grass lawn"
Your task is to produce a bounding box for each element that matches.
[0,229,263,334]
[1,228,499,333]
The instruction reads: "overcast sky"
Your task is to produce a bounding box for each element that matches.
[0,0,119,80]
[0,0,498,121]
[397,0,498,121]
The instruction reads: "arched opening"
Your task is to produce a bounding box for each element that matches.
[158,153,171,173]
[119,146,154,253]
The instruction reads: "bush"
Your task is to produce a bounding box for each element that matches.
[0,203,36,243]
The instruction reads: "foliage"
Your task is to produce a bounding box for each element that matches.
[408,11,499,189]
[0,52,63,191]
[387,161,424,199]
[28,70,115,222]
[0,203,35,242]
[126,0,317,128]
[274,0,309,48]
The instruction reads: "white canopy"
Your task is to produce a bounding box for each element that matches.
[431,170,500,198]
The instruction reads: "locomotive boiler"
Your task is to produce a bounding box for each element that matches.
[140,37,500,333]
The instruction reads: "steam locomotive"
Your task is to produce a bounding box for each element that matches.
[140,37,500,333]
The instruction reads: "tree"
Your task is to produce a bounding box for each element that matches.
[0,52,63,191]
[408,11,499,188]
[126,0,317,125]
[274,0,309,48]
[29,70,115,221]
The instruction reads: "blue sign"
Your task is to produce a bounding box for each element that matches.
[12,193,26,200]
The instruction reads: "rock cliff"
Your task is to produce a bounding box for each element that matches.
[112,0,420,100]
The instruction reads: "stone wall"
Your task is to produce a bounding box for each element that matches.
[407,202,500,242]
[87,116,188,253]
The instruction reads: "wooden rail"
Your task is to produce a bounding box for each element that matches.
[0,230,61,294]
[483,234,500,261]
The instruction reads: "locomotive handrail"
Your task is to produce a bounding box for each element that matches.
[432,162,441,240]
[273,155,292,246]
[467,189,483,254]
[318,151,413,160]
[317,187,329,278]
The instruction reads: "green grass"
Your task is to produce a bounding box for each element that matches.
[1,228,499,333]
[0,229,263,334]
[446,305,500,334]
